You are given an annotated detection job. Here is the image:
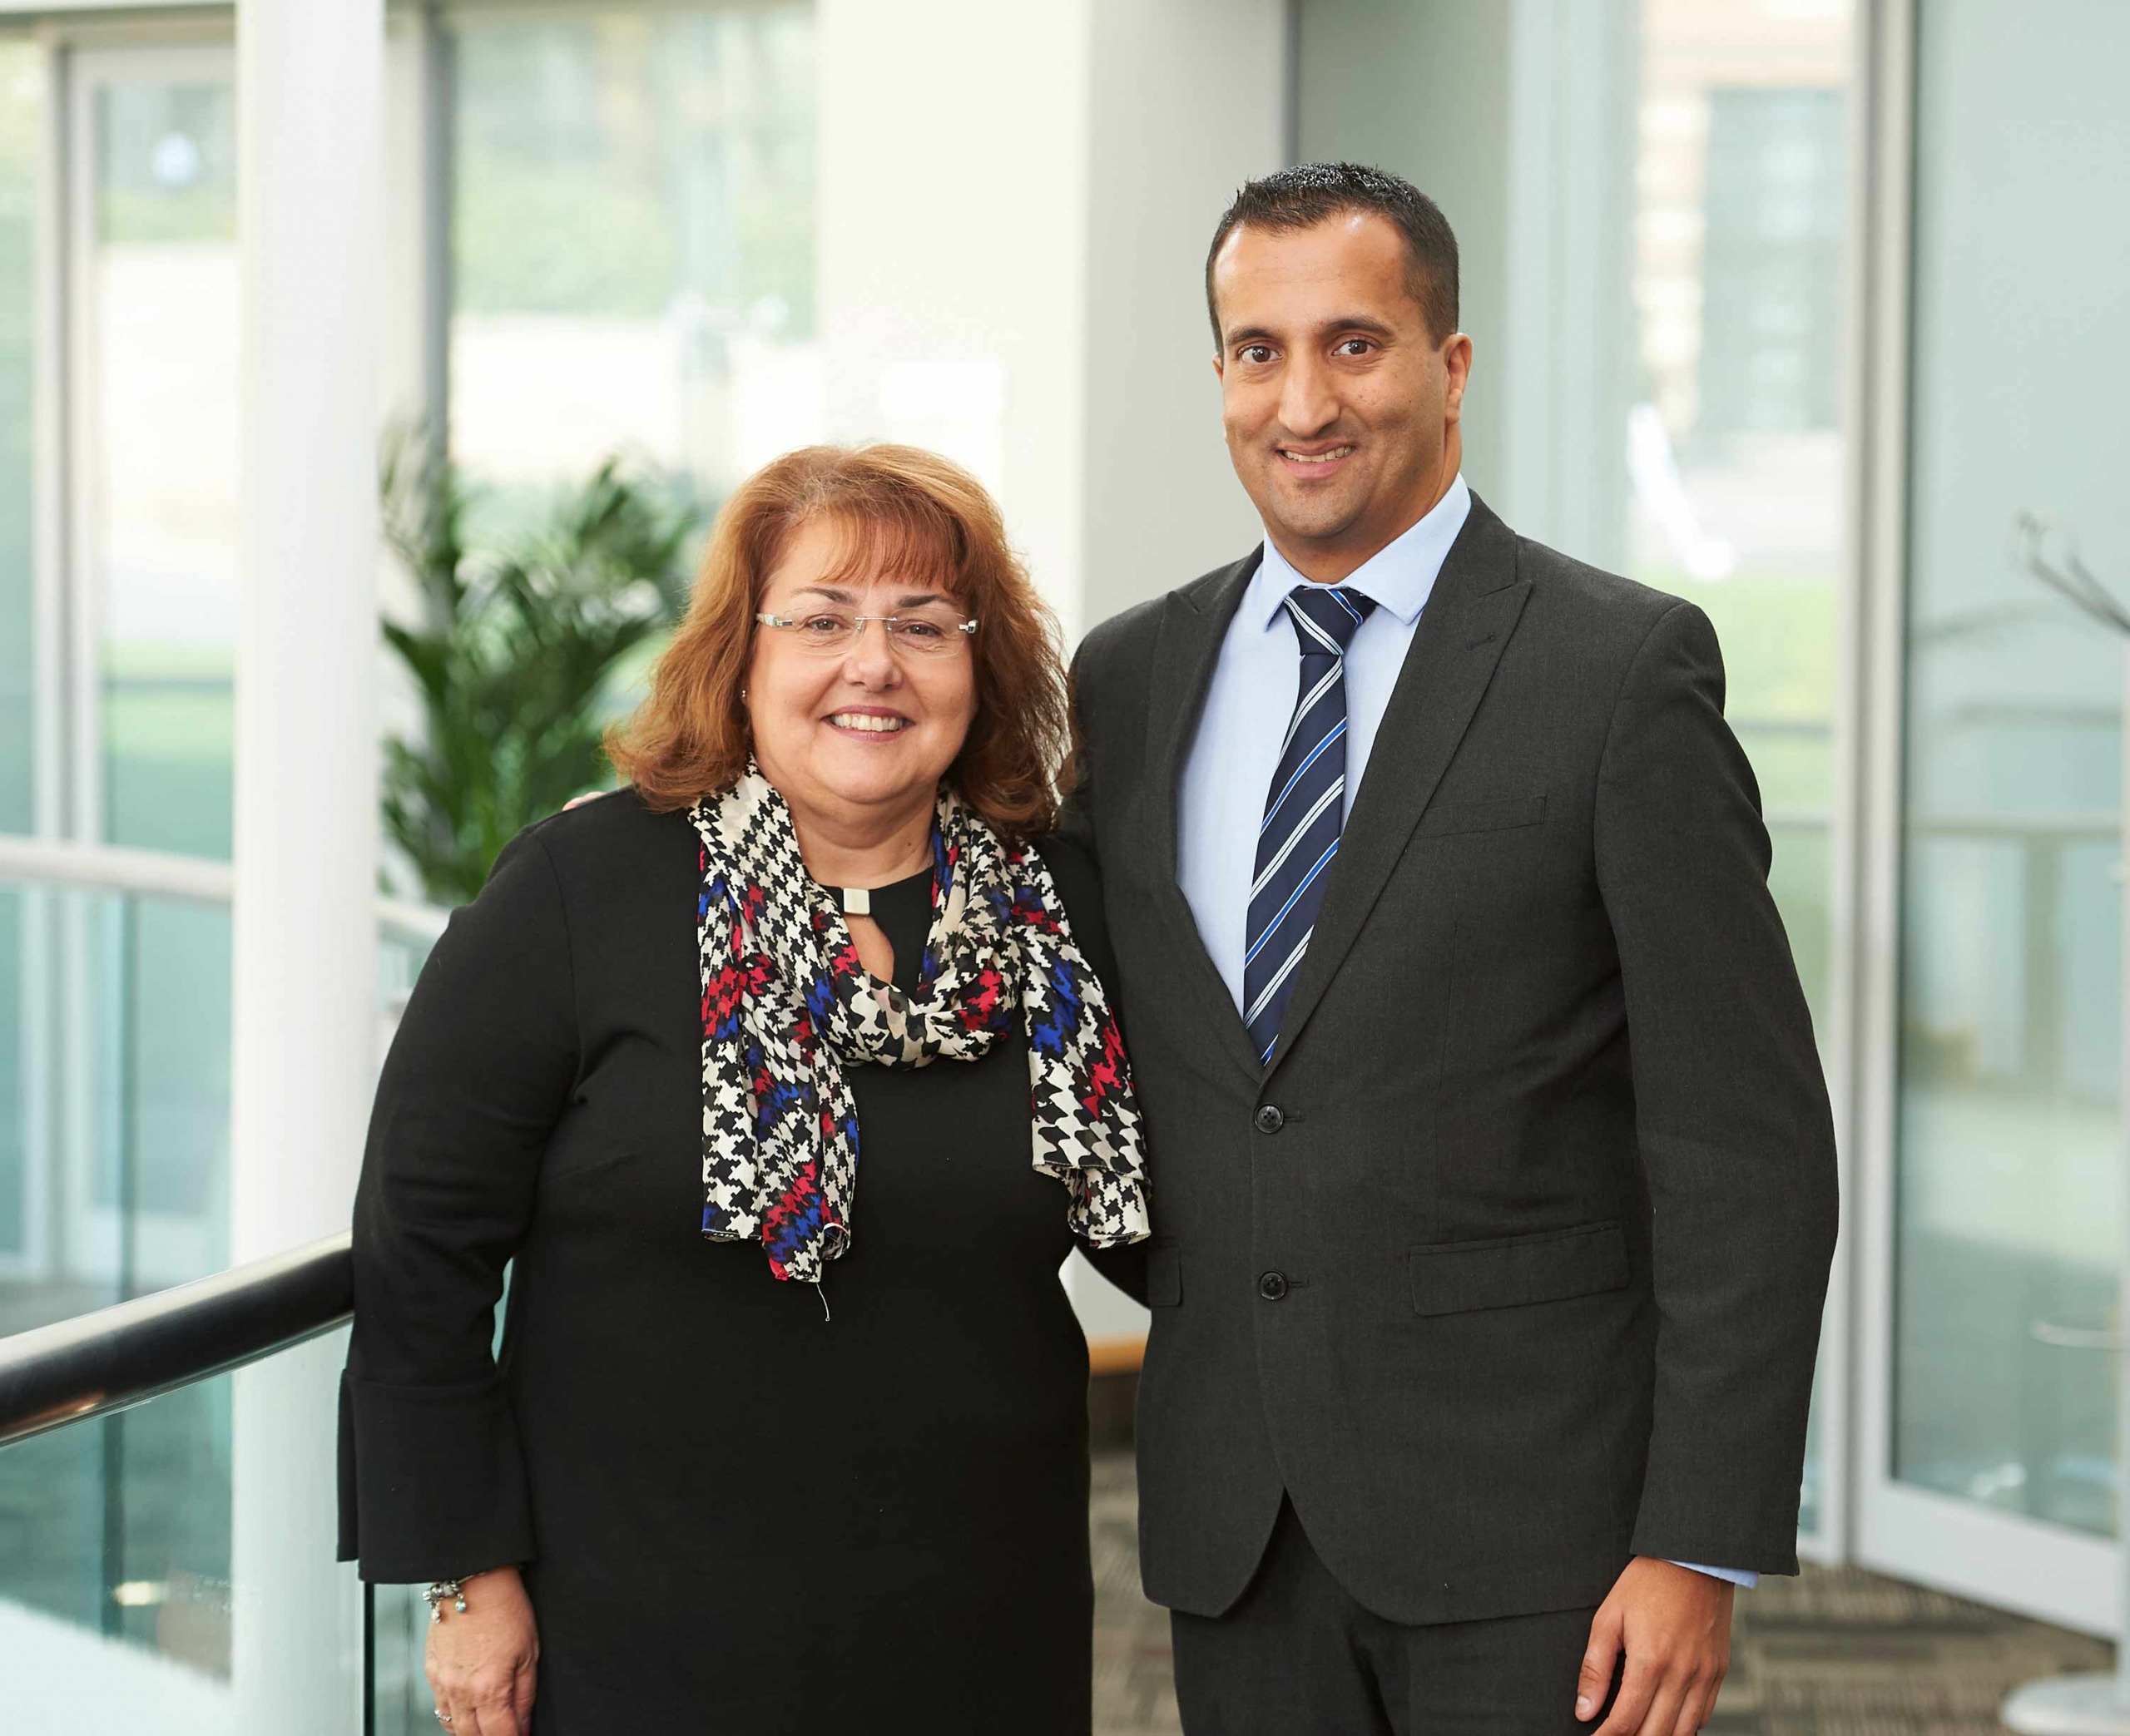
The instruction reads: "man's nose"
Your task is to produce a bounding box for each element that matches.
[1278,352,1340,438]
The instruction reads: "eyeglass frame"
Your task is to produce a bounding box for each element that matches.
[753,609,980,652]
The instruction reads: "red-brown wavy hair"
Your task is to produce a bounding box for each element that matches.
[607,443,1072,838]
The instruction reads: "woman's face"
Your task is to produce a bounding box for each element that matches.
[746,516,980,837]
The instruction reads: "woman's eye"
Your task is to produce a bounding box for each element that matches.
[801,614,845,634]
[899,621,945,640]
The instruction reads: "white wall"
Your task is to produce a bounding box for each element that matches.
[816,0,1286,642]
[1294,0,1637,568]
[1079,0,1285,626]
[1296,0,1515,499]
[815,0,1095,630]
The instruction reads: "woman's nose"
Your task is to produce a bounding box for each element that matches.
[842,621,901,685]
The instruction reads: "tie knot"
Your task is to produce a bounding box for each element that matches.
[1284,585,1375,655]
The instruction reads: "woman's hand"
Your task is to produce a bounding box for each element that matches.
[426,1565,538,1735]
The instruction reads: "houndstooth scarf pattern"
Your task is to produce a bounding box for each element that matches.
[689,767,1150,1284]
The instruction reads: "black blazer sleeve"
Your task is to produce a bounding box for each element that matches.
[1593,601,1840,1570]
[1038,828,1149,1310]
[336,826,580,1582]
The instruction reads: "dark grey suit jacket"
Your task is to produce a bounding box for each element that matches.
[1068,494,1838,1627]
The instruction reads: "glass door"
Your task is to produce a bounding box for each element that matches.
[1861,0,2130,1636]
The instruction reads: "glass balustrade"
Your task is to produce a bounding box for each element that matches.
[0,862,439,1722]
[0,1371,240,1703]
[0,880,231,1337]
[0,1341,370,1727]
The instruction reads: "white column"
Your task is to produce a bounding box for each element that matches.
[815,0,1097,632]
[229,0,384,1729]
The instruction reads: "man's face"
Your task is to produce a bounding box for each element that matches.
[1211,211,1471,580]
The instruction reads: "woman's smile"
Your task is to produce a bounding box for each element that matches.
[824,706,914,738]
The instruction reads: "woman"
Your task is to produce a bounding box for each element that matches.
[338,444,1148,1734]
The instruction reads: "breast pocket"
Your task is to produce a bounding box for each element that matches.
[1413,794,1548,839]
[1407,1219,1628,1316]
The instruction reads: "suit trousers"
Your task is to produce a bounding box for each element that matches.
[1169,1499,1617,1736]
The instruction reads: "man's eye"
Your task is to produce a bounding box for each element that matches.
[1240,345,1274,364]
[1335,338,1375,357]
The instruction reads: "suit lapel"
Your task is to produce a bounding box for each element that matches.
[1142,551,1265,1086]
[1263,497,1531,1075]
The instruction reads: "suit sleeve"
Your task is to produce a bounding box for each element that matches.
[1593,601,1838,1575]
[1057,641,1100,855]
[336,828,579,1582]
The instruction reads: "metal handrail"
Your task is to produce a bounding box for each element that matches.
[0,833,449,942]
[0,1233,354,1450]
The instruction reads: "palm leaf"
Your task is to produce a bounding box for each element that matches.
[378,426,701,905]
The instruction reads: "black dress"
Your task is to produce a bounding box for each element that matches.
[338,790,1134,1733]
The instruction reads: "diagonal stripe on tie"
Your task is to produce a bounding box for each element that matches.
[1243,583,1376,1065]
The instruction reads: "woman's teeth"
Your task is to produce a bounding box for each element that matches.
[829,713,909,733]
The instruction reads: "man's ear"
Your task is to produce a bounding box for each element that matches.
[1442,332,1474,419]
[1211,353,1226,383]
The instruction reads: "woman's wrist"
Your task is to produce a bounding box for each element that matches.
[424,1564,522,1623]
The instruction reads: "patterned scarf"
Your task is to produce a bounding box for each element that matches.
[689,767,1150,1284]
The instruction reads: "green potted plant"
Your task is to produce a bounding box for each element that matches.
[379,433,701,906]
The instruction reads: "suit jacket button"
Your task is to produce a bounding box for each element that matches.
[1254,1104,1285,1135]
[1258,1270,1289,1302]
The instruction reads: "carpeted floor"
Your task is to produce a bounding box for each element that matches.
[1088,1452,2114,1735]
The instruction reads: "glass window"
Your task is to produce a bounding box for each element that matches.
[0,42,42,1280]
[448,6,817,539]
[1893,0,2130,1539]
[1630,0,1852,1047]
[0,41,35,841]
[1631,0,1855,1537]
[78,53,240,861]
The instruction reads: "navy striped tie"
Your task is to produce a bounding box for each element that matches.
[1244,585,1376,1066]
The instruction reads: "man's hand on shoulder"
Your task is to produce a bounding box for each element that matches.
[1578,1556,1732,1734]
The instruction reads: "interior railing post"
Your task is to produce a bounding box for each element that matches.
[118,888,138,1303]
[100,889,141,1638]
[98,1407,124,1636]
[363,1578,376,1735]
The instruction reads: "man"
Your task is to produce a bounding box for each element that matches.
[1068,163,1837,1734]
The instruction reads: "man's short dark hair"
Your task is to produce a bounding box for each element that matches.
[1205,162,1459,349]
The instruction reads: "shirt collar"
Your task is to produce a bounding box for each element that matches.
[1249,472,1473,631]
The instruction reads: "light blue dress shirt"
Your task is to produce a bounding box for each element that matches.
[1174,473,1756,1592]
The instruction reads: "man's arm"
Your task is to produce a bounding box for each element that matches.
[1595,599,1838,1564]
[1580,601,1838,1734]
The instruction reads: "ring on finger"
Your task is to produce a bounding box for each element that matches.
[434,1713,452,1728]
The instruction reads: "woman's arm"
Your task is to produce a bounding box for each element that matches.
[339,825,580,1585]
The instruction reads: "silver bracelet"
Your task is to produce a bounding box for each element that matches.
[423,1580,468,1625]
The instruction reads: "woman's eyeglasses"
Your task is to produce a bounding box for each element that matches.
[755,609,978,657]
